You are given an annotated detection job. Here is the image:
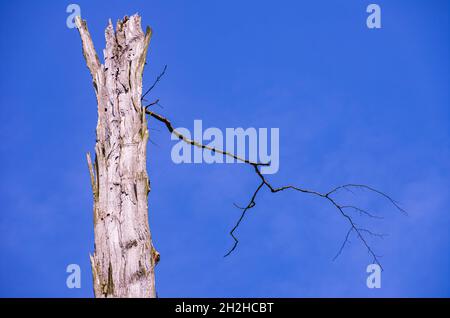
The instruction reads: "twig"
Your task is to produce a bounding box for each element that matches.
[341,205,384,220]
[224,182,265,257]
[333,227,353,261]
[144,99,160,109]
[141,65,167,101]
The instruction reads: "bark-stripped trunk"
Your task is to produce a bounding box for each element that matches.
[75,15,159,298]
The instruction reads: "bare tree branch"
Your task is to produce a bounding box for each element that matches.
[145,108,405,270]
[327,184,407,215]
[333,227,353,261]
[144,98,160,109]
[145,110,269,166]
[141,65,167,101]
[225,182,265,257]
[249,165,398,270]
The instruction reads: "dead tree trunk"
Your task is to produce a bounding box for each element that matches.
[76,15,159,298]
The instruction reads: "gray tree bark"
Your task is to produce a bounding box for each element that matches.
[75,14,159,298]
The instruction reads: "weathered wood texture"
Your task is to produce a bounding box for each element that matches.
[76,15,158,298]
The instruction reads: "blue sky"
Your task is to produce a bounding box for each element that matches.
[0,0,448,297]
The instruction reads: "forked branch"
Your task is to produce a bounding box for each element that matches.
[144,108,405,270]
